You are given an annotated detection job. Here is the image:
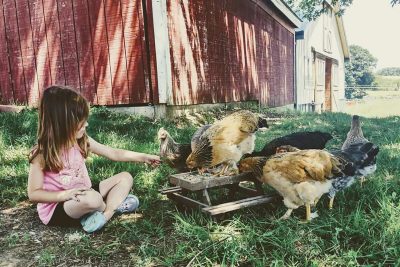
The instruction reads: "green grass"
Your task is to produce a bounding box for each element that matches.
[1,107,400,266]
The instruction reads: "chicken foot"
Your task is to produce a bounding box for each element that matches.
[213,160,239,176]
[197,167,207,175]
[298,204,312,223]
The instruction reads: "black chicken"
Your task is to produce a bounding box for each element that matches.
[248,131,332,157]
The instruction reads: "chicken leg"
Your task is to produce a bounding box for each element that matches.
[328,197,334,210]
[359,176,365,186]
[280,209,293,220]
[314,197,321,206]
[305,203,311,221]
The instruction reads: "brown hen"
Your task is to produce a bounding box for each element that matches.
[186,110,267,176]
[238,149,344,221]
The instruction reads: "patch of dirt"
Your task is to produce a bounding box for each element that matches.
[0,202,143,266]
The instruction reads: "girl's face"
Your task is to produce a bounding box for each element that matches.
[76,120,88,139]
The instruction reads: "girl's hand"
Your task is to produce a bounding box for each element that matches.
[61,188,90,202]
[143,154,161,167]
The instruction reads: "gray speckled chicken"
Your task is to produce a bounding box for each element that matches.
[341,115,379,185]
[158,128,192,172]
[341,115,369,150]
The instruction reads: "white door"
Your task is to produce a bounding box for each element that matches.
[314,57,326,113]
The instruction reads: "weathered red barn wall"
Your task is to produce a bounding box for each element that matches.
[0,0,152,106]
[167,0,295,107]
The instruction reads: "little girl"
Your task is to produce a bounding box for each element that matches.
[28,85,160,233]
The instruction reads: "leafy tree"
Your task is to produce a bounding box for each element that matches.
[376,67,400,76]
[345,45,377,99]
[284,0,399,21]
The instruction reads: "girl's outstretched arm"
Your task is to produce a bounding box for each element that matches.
[88,137,160,166]
[28,155,89,203]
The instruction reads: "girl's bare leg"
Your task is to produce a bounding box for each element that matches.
[98,172,133,221]
[63,190,106,219]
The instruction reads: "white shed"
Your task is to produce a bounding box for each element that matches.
[295,2,350,112]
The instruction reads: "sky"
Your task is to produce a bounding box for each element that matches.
[343,0,400,70]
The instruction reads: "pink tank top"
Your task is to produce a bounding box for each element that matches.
[37,145,92,225]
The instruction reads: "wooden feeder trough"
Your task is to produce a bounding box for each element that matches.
[159,172,278,216]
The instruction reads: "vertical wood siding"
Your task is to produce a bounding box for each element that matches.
[167,0,295,107]
[0,0,151,106]
[0,0,295,108]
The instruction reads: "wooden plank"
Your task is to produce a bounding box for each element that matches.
[120,0,148,104]
[3,0,27,104]
[103,0,129,104]
[43,0,65,86]
[87,0,113,105]
[236,185,263,197]
[202,195,277,216]
[57,0,80,91]
[144,0,158,104]
[16,0,39,106]
[168,192,209,209]
[28,0,52,105]
[136,0,151,103]
[0,0,13,104]
[72,0,97,104]
[0,104,24,112]
[159,186,182,194]
[169,172,254,191]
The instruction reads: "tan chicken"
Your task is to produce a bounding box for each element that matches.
[158,128,192,172]
[186,110,267,176]
[238,150,345,221]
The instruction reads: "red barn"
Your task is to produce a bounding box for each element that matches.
[0,0,300,116]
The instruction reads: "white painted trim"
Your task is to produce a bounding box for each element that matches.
[252,0,300,32]
[152,0,172,104]
[336,15,350,59]
[270,0,302,27]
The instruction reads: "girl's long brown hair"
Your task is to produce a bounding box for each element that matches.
[29,86,90,171]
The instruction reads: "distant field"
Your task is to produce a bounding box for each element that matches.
[374,75,400,90]
[342,90,400,117]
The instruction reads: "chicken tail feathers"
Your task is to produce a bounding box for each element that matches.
[187,136,213,168]
[362,143,379,167]
[257,117,269,129]
[330,154,353,177]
